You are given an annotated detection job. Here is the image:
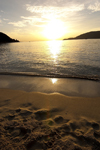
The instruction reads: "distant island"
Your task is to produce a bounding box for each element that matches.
[64,31,100,40]
[0,32,19,43]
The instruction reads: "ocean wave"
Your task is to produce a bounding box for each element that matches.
[0,72,100,82]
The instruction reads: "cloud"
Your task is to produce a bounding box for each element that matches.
[21,16,43,23]
[26,4,85,15]
[8,16,46,28]
[8,2,85,29]
[3,18,9,21]
[24,3,86,29]
[88,1,100,12]
[25,3,85,25]
[8,21,27,27]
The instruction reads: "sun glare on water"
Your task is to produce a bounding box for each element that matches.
[43,19,66,40]
[47,40,62,58]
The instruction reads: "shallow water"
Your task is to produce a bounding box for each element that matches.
[0,39,100,80]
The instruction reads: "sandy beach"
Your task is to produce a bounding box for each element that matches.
[0,75,100,150]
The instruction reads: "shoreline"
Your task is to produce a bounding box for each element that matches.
[0,72,100,81]
[0,75,100,97]
[0,75,100,149]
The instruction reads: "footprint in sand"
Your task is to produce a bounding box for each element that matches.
[34,108,61,121]
[26,140,44,150]
[94,130,100,139]
[4,114,15,120]
[44,118,54,126]
[92,122,99,130]
[34,109,51,120]
[16,108,21,113]
[54,115,64,124]
[11,126,31,138]
[16,108,33,116]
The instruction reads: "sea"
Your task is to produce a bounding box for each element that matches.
[0,39,100,81]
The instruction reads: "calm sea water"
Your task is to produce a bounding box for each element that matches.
[0,39,100,80]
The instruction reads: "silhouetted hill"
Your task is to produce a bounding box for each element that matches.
[0,32,19,43]
[64,31,100,40]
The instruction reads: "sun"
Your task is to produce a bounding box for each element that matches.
[43,19,66,40]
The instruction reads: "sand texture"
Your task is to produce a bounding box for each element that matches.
[0,89,100,150]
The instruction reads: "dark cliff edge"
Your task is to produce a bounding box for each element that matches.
[0,32,19,43]
[64,31,100,40]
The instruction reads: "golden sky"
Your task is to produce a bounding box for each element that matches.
[0,0,100,41]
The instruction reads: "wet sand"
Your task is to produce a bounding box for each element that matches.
[0,75,100,150]
[0,75,100,97]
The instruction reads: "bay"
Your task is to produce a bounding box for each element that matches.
[0,39,100,80]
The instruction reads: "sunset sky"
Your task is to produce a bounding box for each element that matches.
[0,0,100,41]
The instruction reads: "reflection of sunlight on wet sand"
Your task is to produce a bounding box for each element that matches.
[47,40,62,59]
[51,78,58,84]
